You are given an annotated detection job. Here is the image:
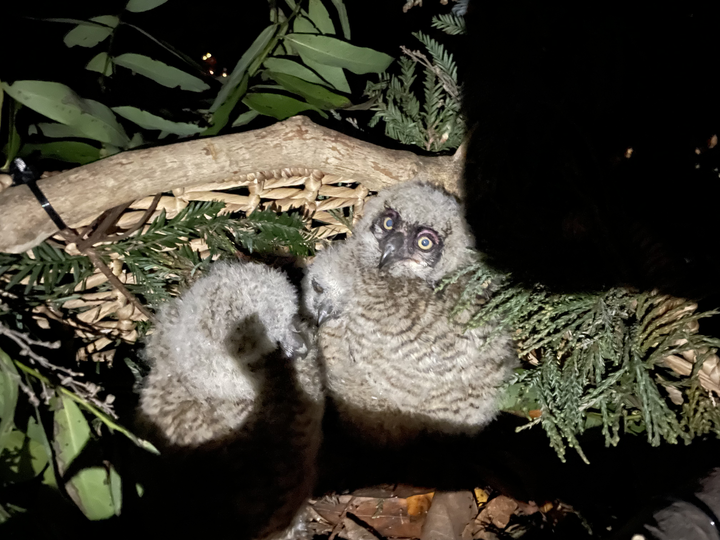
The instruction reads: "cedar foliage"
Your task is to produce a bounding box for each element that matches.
[440,258,720,463]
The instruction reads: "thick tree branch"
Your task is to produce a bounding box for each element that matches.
[0,116,462,254]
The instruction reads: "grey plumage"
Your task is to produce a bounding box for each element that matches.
[303,180,517,445]
[137,261,323,540]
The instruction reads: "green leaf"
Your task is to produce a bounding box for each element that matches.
[263,57,328,86]
[2,81,129,146]
[202,75,248,136]
[54,396,117,520]
[210,24,278,113]
[329,0,351,39]
[72,99,130,146]
[112,106,203,136]
[0,350,19,452]
[269,72,350,109]
[3,80,90,125]
[0,430,50,483]
[20,142,101,165]
[285,34,393,74]
[308,0,335,34]
[243,93,326,120]
[37,122,92,139]
[293,15,317,34]
[1,95,21,169]
[231,109,259,128]
[86,52,114,76]
[126,0,168,12]
[69,467,119,519]
[113,53,210,92]
[304,58,350,93]
[53,395,90,474]
[36,99,130,147]
[63,16,118,48]
[109,465,122,515]
[26,415,57,487]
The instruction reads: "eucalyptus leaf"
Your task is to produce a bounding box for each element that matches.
[3,80,91,126]
[128,132,145,148]
[86,52,113,76]
[37,97,129,147]
[269,72,350,109]
[63,16,118,48]
[20,142,101,165]
[243,93,326,120]
[68,467,120,520]
[26,415,57,488]
[70,98,130,146]
[231,109,259,128]
[285,34,393,74]
[308,0,335,34]
[210,25,277,113]
[293,15,317,34]
[126,0,168,12]
[37,123,88,139]
[304,58,350,93]
[329,0,351,39]
[0,350,19,452]
[54,396,117,520]
[263,58,328,86]
[112,106,203,136]
[0,430,49,483]
[53,395,90,475]
[109,465,122,515]
[2,81,129,146]
[203,75,248,136]
[1,99,21,171]
[113,53,210,92]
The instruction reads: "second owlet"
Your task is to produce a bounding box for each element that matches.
[303,180,517,445]
[136,261,324,540]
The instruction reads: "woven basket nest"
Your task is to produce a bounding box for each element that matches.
[6,167,720,399]
[17,168,371,364]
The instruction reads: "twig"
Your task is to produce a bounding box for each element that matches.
[106,193,162,242]
[0,322,119,417]
[58,229,156,323]
[76,201,132,251]
[329,496,357,540]
[400,46,460,100]
[0,322,80,377]
[14,359,159,454]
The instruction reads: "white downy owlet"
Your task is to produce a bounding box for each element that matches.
[137,261,323,539]
[303,180,517,445]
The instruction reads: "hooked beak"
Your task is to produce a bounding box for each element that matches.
[379,232,405,269]
[317,301,335,326]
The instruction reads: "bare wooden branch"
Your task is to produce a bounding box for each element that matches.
[0,116,462,254]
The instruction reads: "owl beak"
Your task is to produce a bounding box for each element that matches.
[379,232,405,269]
[317,301,335,325]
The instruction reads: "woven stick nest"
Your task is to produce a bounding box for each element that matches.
[24,168,373,364]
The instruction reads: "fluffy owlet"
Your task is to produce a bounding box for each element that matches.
[303,180,517,446]
[137,261,324,540]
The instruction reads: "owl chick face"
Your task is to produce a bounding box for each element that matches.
[355,181,476,284]
[372,205,445,273]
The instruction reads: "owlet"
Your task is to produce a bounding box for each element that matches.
[303,180,517,445]
[137,261,324,539]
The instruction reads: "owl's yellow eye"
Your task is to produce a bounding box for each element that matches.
[417,236,433,250]
[383,216,394,230]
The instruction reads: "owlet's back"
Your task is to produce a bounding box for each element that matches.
[137,261,323,540]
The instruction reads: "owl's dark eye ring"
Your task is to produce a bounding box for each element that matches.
[417,236,434,250]
[383,217,394,230]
